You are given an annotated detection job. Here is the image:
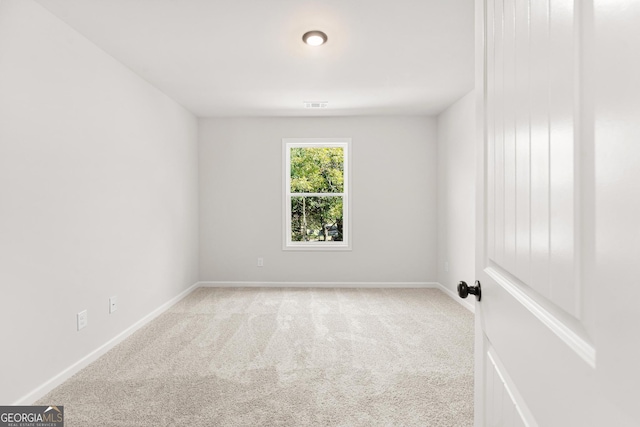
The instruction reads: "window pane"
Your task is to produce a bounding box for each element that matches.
[290,147,344,193]
[291,196,343,242]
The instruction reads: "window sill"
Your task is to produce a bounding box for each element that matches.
[283,243,352,251]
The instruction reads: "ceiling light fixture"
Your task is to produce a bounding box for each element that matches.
[302,30,328,46]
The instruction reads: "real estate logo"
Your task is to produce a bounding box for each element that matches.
[0,406,64,427]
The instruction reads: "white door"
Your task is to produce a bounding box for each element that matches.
[472,0,640,426]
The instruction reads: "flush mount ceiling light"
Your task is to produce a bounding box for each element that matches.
[302,30,328,46]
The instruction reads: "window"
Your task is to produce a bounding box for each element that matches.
[283,138,351,250]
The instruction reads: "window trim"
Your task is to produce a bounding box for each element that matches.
[282,138,352,251]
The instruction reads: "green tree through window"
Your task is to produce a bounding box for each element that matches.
[284,139,350,249]
[290,147,344,242]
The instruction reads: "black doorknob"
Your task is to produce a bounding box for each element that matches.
[458,280,481,301]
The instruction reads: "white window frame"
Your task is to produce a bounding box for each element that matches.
[283,138,351,251]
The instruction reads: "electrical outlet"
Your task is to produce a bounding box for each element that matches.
[444,261,449,272]
[257,257,264,267]
[109,296,118,314]
[77,310,88,331]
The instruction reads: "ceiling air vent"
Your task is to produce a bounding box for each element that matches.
[304,101,328,109]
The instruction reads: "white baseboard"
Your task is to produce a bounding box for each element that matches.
[435,282,475,313]
[13,282,200,405]
[197,281,439,289]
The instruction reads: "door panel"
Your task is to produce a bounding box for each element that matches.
[486,0,578,318]
[475,0,640,425]
[486,345,530,427]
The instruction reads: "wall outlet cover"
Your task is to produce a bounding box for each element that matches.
[77,310,88,331]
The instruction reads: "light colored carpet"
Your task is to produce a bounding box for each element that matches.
[37,287,474,426]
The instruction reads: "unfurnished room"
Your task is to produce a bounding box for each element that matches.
[0,1,639,426]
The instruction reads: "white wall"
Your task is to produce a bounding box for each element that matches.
[199,116,437,284]
[0,1,199,404]
[436,91,475,294]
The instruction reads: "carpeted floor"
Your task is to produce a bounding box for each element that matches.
[37,287,474,426]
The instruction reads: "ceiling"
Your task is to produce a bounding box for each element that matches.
[35,0,474,117]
